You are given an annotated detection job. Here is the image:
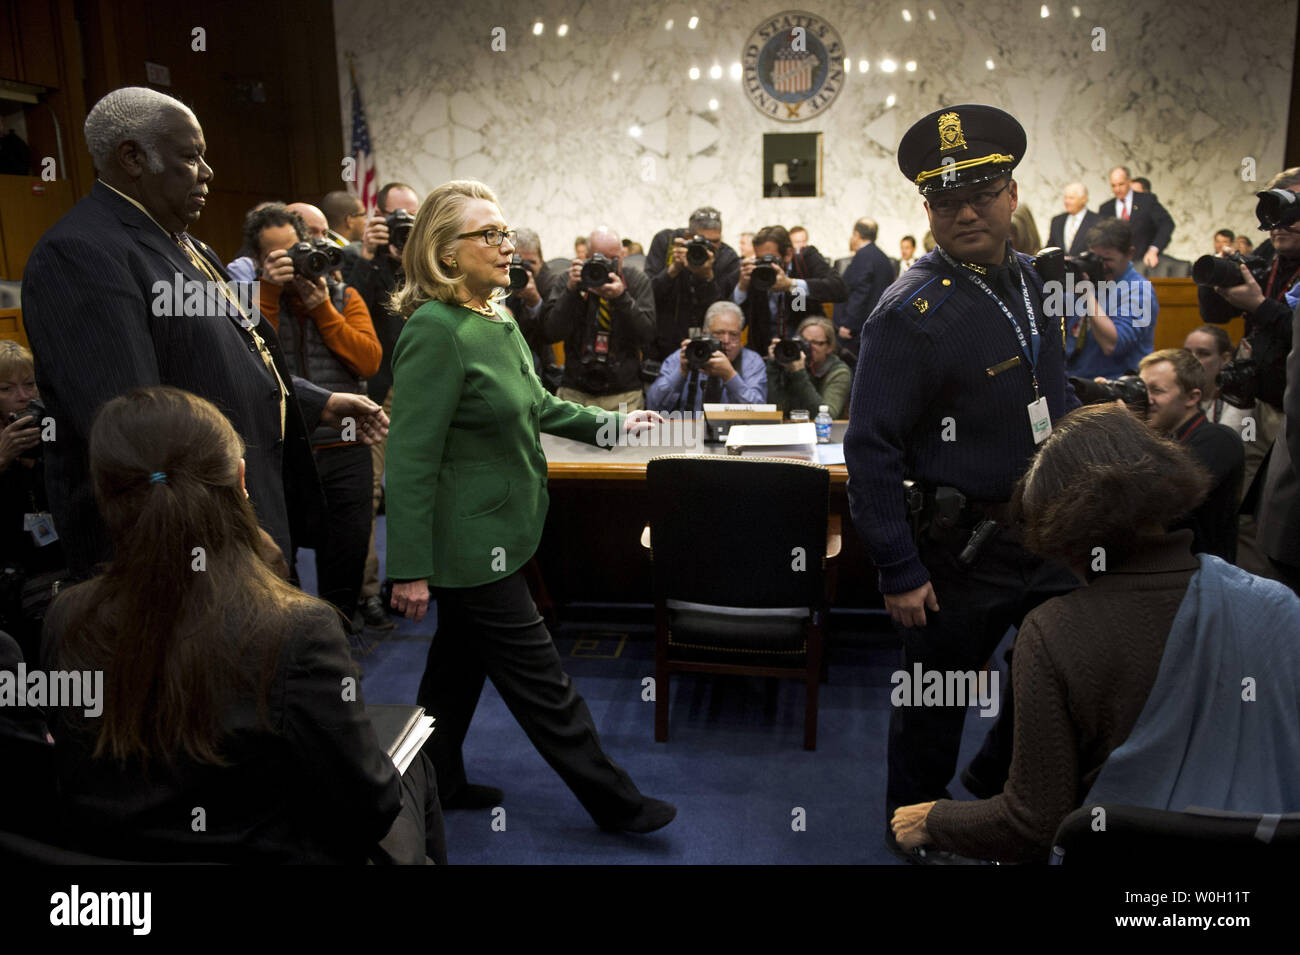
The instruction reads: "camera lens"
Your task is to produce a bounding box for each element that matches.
[1192,255,1247,288]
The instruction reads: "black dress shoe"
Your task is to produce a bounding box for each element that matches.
[360,595,396,631]
[442,784,504,810]
[598,797,677,834]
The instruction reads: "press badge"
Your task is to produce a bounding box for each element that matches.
[23,512,59,547]
[594,331,610,356]
[1028,397,1051,445]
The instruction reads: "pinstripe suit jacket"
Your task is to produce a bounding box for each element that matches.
[21,182,328,575]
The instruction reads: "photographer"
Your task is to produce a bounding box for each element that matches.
[503,228,561,393]
[733,225,846,357]
[1138,349,1244,561]
[543,227,655,411]
[1197,168,1300,572]
[251,204,381,630]
[1064,219,1158,378]
[343,181,419,628]
[645,207,740,360]
[1185,324,1249,434]
[645,301,766,414]
[765,316,851,419]
[0,342,64,664]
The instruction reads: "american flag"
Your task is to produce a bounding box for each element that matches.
[348,80,377,215]
[772,50,817,94]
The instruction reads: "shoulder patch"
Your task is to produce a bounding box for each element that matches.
[900,275,956,324]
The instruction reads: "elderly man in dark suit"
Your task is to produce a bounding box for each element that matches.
[21,86,385,578]
[833,217,896,359]
[1098,165,1175,275]
[735,224,846,356]
[1046,182,1100,257]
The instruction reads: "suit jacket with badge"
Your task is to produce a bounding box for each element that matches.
[844,247,1080,594]
[21,182,328,575]
[1047,209,1101,257]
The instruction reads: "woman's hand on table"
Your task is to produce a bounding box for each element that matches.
[622,410,663,437]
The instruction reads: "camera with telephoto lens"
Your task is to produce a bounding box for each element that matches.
[288,240,335,280]
[508,254,531,291]
[750,253,781,290]
[580,253,617,290]
[1069,374,1148,415]
[1192,250,1267,288]
[773,337,812,365]
[685,336,722,370]
[1255,187,1300,230]
[385,208,415,253]
[9,397,46,461]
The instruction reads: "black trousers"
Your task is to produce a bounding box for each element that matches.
[307,444,373,623]
[419,570,644,823]
[885,525,1077,819]
[372,750,448,865]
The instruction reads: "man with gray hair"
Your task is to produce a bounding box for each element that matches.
[543,226,655,411]
[504,227,561,393]
[21,86,385,579]
[1047,182,1099,257]
[645,300,767,413]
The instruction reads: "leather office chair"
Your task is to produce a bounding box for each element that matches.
[1050,804,1300,864]
[642,454,839,750]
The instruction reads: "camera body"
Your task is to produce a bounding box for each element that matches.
[773,337,811,365]
[9,397,46,461]
[508,254,531,291]
[685,336,722,370]
[750,253,782,291]
[581,253,617,290]
[673,229,713,269]
[575,354,613,393]
[385,209,415,254]
[1069,374,1149,415]
[287,239,341,280]
[1032,246,1103,284]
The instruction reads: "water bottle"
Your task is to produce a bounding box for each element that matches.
[815,405,832,444]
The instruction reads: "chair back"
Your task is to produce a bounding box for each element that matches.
[1051,804,1300,865]
[646,455,829,610]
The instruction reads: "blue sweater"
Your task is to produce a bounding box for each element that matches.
[844,248,1079,594]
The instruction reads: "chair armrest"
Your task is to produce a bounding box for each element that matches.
[825,514,841,560]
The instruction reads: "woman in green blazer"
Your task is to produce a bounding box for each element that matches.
[385,180,675,834]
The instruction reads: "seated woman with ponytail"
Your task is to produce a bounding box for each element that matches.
[42,386,444,863]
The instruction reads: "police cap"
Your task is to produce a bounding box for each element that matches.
[898,104,1026,195]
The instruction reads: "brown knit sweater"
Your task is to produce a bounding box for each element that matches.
[925,529,1201,863]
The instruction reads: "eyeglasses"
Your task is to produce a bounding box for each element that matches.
[709,330,741,340]
[802,338,830,347]
[457,228,517,247]
[928,181,1011,217]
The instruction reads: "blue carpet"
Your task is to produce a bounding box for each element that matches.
[297,517,1007,865]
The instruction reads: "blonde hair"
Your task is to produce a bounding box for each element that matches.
[390,179,503,318]
[796,316,835,345]
[0,340,34,382]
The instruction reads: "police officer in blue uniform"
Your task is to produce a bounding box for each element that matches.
[843,105,1080,862]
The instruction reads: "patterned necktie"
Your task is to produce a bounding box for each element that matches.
[1121,199,1130,221]
[175,232,287,436]
[597,297,612,331]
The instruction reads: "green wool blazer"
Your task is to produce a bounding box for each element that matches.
[385,298,621,588]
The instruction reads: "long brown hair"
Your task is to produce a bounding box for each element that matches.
[54,386,318,767]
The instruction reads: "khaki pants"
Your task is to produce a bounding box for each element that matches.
[555,386,645,412]
[361,386,394,599]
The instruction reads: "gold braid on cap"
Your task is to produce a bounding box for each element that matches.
[915,153,1016,185]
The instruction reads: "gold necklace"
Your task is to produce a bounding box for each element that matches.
[462,299,496,316]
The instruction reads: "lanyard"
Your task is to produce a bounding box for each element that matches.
[938,248,1041,387]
